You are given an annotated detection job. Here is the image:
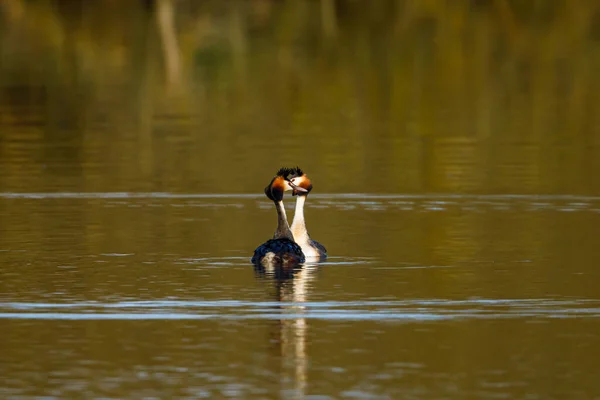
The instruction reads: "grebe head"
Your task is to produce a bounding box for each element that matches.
[286,167,312,196]
[264,167,300,201]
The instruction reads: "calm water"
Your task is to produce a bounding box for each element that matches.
[2,193,600,398]
[2,1,600,399]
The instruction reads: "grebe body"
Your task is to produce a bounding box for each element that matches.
[251,238,305,266]
[251,168,307,267]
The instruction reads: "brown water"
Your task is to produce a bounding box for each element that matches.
[2,1,600,399]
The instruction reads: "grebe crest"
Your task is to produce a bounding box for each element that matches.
[264,167,296,201]
[286,167,313,196]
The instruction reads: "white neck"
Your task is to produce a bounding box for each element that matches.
[291,195,309,243]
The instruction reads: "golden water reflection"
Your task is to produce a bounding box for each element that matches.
[1,0,599,195]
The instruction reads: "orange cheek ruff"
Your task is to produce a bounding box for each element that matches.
[269,177,286,201]
[271,177,284,191]
[299,176,313,193]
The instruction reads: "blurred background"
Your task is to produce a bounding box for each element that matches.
[1,0,599,195]
[2,1,600,399]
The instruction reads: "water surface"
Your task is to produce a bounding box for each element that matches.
[2,194,600,398]
[2,1,600,399]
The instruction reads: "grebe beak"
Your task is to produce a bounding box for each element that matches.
[287,180,308,196]
[287,181,308,193]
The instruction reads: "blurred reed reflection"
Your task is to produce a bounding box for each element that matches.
[0,0,599,195]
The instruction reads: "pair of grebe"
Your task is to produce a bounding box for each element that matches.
[251,167,327,267]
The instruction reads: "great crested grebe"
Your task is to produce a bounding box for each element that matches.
[286,167,328,260]
[251,168,308,267]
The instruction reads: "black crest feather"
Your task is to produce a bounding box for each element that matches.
[275,166,304,179]
[276,167,294,178]
[288,166,304,179]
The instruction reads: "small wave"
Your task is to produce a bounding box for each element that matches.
[1,298,598,321]
[4,193,600,213]
[1,192,600,201]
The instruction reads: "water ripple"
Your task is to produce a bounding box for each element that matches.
[0,298,598,321]
[3,193,600,213]
[1,192,600,201]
